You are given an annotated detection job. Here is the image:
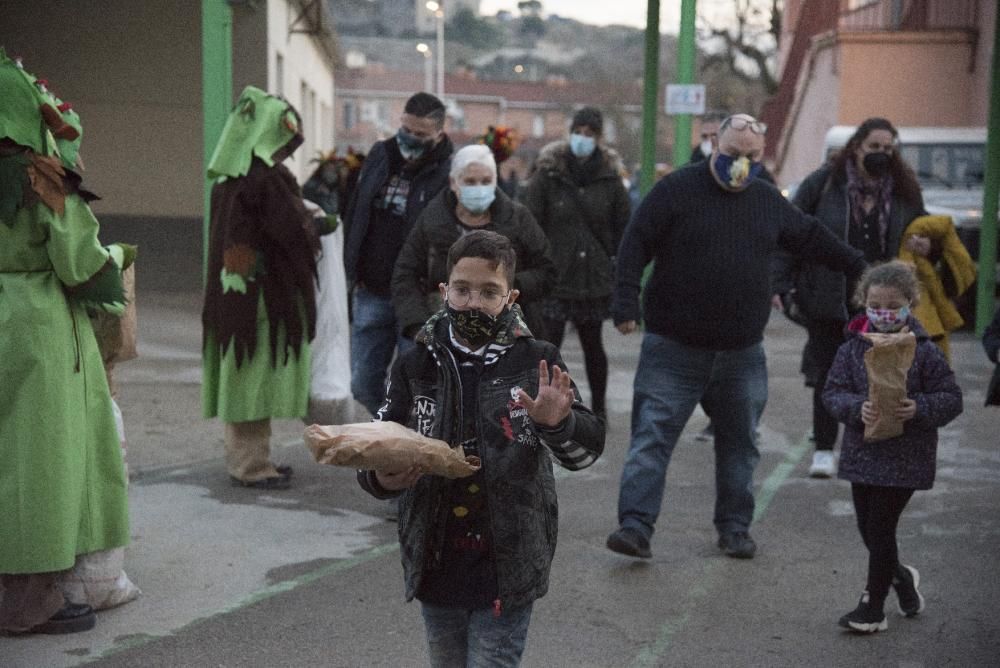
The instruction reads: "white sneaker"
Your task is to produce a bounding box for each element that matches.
[808,451,837,478]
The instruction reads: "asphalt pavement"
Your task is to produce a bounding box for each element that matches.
[2,289,998,668]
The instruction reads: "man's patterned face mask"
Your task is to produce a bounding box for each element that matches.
[866,305,910,332]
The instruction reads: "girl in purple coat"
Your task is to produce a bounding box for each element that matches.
[823,260,962,633]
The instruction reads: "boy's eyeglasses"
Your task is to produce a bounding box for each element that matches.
[721,116,767,135]
[446,286,510,310]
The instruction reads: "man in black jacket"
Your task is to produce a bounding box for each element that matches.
[344,92,454,416]
[606,114,866,561]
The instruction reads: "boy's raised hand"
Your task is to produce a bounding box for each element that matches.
[518,359,575,428]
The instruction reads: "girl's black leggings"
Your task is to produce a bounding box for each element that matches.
[543,318,607,414]
[851,483,915,610]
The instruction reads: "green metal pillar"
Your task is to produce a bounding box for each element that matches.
[202,0,233,285]
[671,0,698,170]
[976,14,1000,335]
[640,0,661,197]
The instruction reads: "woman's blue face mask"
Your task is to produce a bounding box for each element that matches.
[569,133,597,158]
[458,184,496,214]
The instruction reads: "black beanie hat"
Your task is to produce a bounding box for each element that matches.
[571,107,603,135]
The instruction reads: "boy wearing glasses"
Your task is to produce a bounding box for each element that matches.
[358,230,604,666]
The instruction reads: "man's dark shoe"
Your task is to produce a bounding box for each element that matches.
[893,564,924,617]
[838,592,888,633]
[30,603,96,634]
[606,527,652,559]
[717,531,757,559]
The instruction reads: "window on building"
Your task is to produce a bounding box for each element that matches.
[532,114,544,138]
[604,118,618,143]
[344,101,357,130]
[300,81,316,166]
[321,103,333,150]
[275,52,284,96]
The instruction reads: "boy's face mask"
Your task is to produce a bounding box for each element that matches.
[866,305,910,332]
[446,303,513,348]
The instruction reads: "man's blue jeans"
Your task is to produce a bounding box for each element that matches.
[617,332,766,538]
[349,285,413,416]
[420,601,533,667]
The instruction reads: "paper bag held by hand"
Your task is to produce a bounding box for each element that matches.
[304,421,481,479]
[862,330,916,442]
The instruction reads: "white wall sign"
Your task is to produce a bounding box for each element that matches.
[665,84,706,115]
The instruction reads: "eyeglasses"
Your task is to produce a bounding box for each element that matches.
[446,285,510,310]
[721,116,767,135]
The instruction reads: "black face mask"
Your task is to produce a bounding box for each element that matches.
[862,151,892,178]
[446,304,512,348]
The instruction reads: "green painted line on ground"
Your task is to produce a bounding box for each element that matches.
[628,436,813,668]
[90,542,399,663]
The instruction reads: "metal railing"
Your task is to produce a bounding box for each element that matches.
[838,0,979,32]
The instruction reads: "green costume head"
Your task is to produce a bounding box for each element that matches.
[0,49,83,170]
[0,48,57,156]
[206,86,304,180]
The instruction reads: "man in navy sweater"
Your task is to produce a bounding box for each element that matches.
[606,114,866,560]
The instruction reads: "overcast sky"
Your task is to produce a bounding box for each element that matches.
[479,0,685,33]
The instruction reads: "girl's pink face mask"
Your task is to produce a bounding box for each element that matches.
[866,305,910,332]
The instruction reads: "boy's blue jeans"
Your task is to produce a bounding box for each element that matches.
[420,602,533,668]
[617,332,766,538]
[349,285,414,416]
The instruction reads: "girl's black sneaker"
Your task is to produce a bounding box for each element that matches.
[838,592,888,633]
[893,564,925,617]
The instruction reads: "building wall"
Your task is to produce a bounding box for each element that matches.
[969,0,996,124]
[775,39,842,186]
[0,0,204,219]
[837,31,979,127]
[265,0,336,182]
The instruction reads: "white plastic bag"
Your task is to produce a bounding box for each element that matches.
[58,398,141,610]
[59,549,141,610]
[309,227,355,422]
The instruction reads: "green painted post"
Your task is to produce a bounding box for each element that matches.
[640,0,660,197]
[976,15,1000,335]
[671,0,697,170]
[202,0,233,286]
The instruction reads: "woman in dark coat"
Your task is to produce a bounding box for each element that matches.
[519,107,630,419]
[778,117,928,478]
[391,144,556,340]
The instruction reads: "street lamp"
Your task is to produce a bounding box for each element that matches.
[426,0,444,97]
[416,42,433,94]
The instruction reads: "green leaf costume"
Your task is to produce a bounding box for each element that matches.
[0,50,129,574]
[202,86,324,421]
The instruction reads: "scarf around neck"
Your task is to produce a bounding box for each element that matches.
[845,158,893,254]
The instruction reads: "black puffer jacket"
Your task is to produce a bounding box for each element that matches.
[358,309,605,609]
[519,141,630,300]
[777,164,924,322]
[391,187,557,337]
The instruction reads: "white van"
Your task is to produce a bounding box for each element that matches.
[821,125,988,260]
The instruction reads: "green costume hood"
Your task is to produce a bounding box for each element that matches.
[207,86,304,180]
[0,48,57,157]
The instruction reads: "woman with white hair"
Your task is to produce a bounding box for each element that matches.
[391,144,556,339]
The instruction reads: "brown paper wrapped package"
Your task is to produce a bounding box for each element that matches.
[304,422,481,479]
[862,330,916,442]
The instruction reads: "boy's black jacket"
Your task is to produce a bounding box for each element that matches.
[358,307,605,608]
